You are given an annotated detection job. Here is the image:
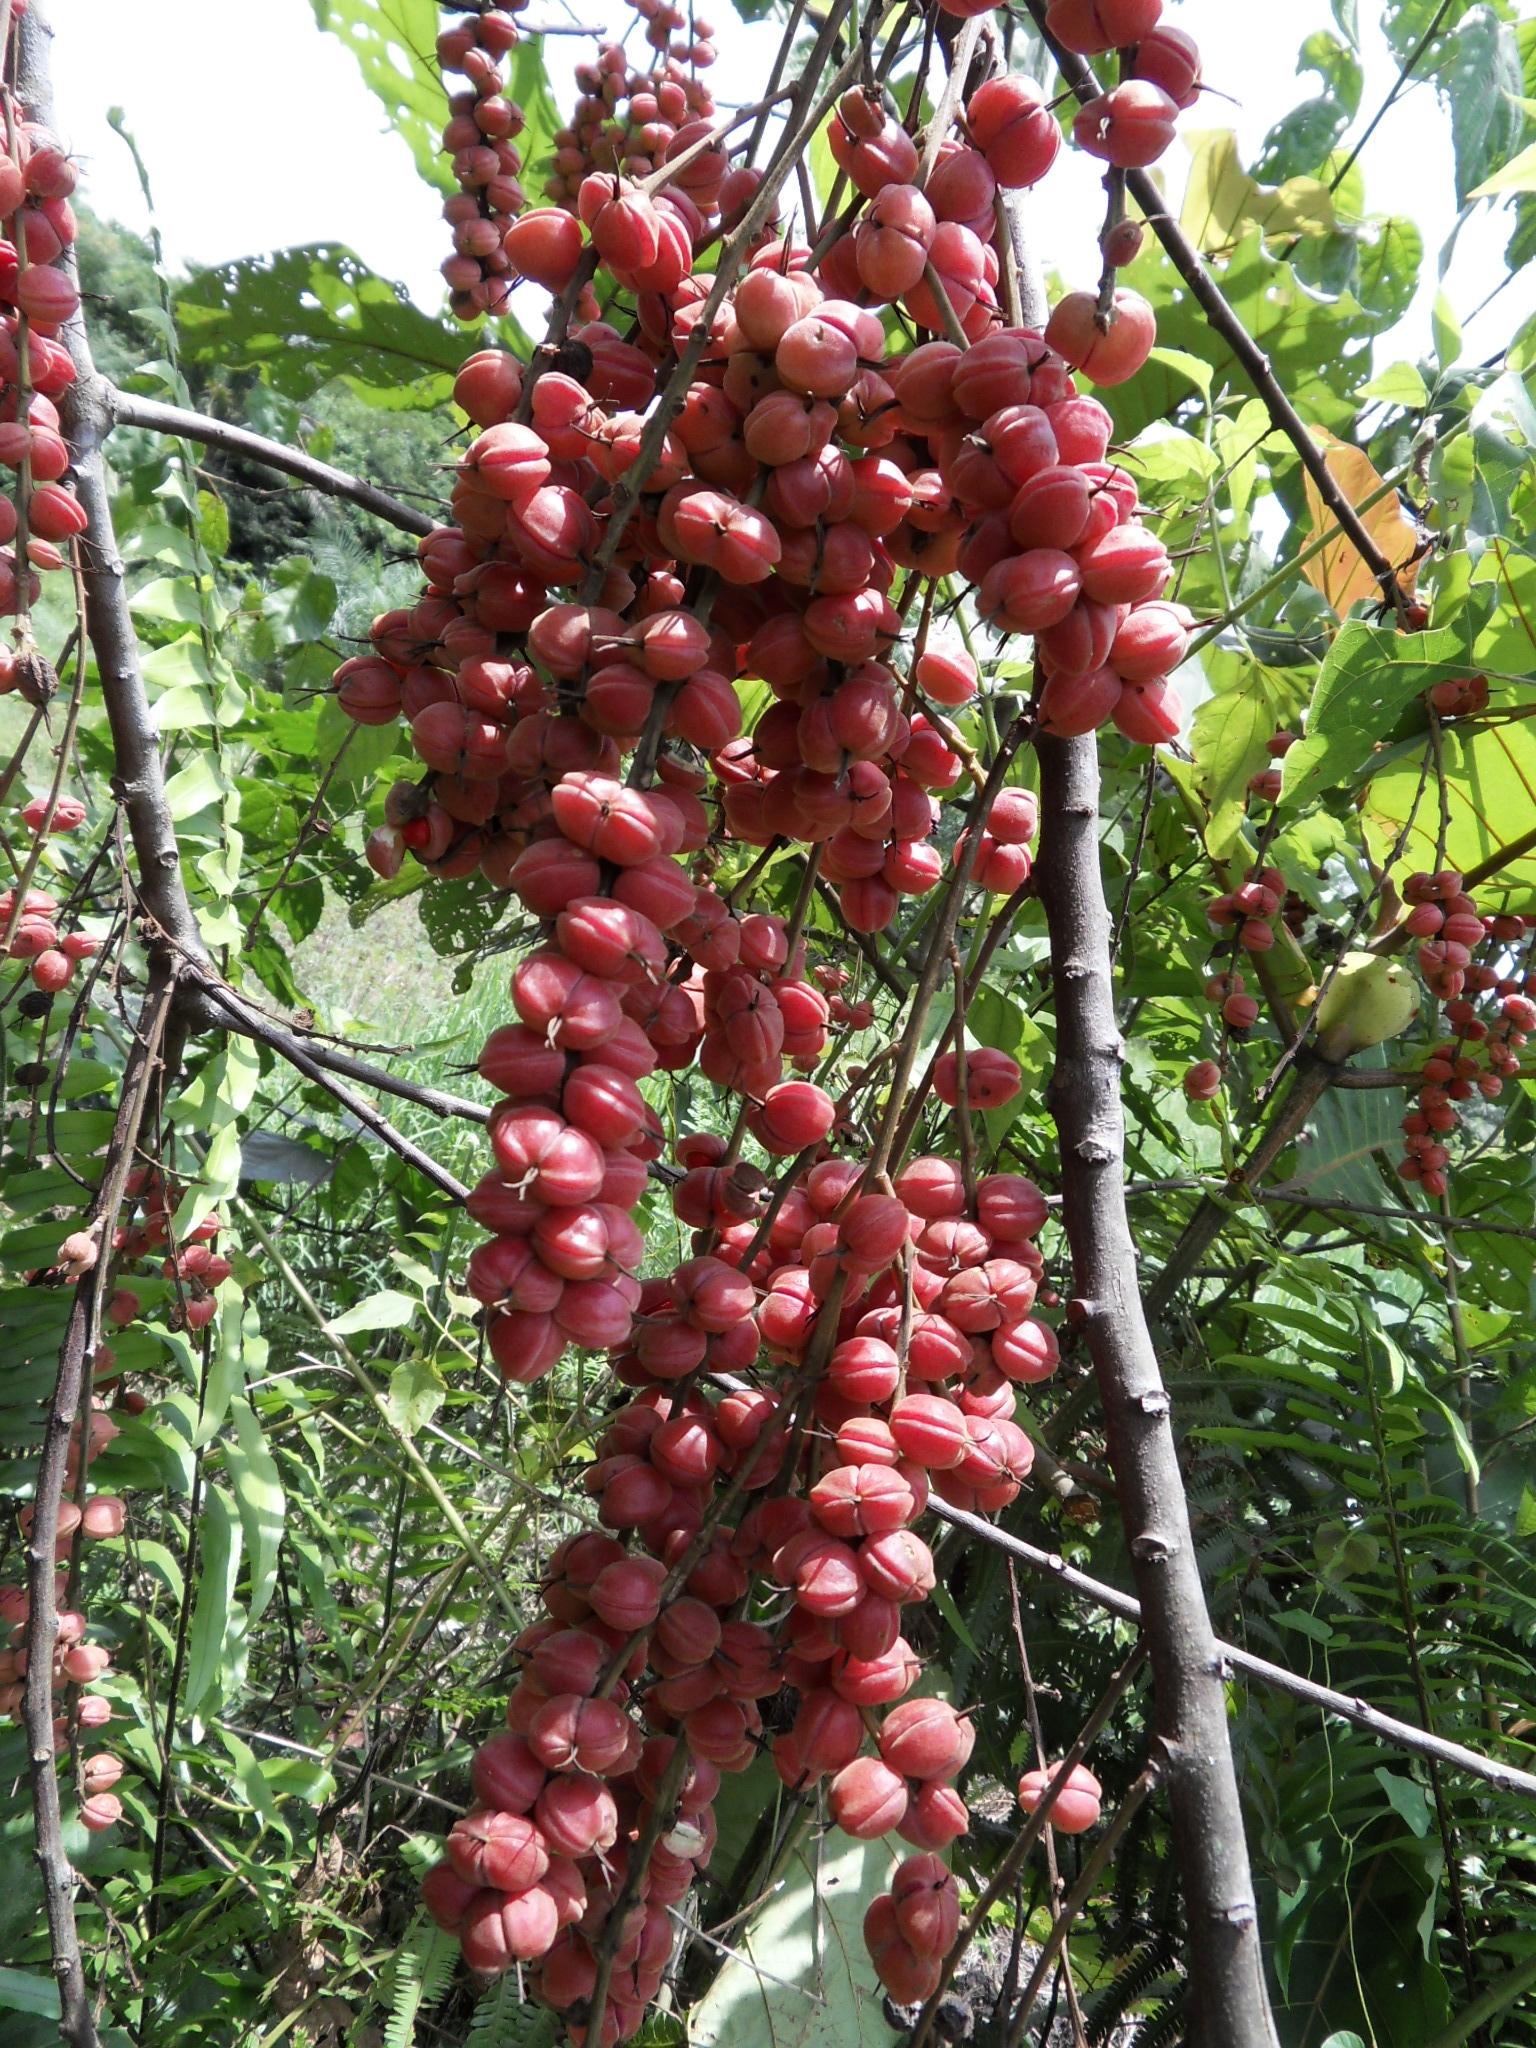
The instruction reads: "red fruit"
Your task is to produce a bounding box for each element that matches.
[471,1731,548,1814]
[587,1554,666,1631]
[447,1809,551,1894]
[878,1697,975,1779]
[889,1394,970,1470]
[891,1852,961,1956]
[756,1080,836,1153]
[859,1527,937,1603]
[1183,1059,1222,1102]
[934,1045,1021,1109]
[461,1885,561,1972]
[1045,289,1157,386]
[829,1755,909,1839]
[1045,0,1163,52]
[965,75,1061,188]
[79,1792,122,1834]
[422,1860,481,1933]
[899,1779,969,1849]
[535,1773,619,1859]
[528,1694,633,1774]
[1018,1761,1102,1833]
[1073,80,1179,168]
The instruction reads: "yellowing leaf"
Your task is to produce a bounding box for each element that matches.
[1299,427,1422,620]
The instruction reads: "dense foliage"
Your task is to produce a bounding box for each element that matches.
[5,2,1536,2045]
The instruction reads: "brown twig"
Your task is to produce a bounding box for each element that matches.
[104,388,437,538]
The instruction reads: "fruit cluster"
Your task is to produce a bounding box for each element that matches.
[0,109,85,613]
[2,877,100,995]
[425,1109,1060,2028]
[439,5,534,321]
[545,10,722,213]
[1397,869,1530,1196]
[345,0,1211,2028]
[0,1395,126,1833]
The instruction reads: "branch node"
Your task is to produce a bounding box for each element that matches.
[1129,1531,1180,1564]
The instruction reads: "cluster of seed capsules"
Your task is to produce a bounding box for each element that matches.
[1398,869,1531,1197]
[2,867,100,996]
[0,109,87,614]
[439,4,535,321]
[351,0,1212,2031]
[0,1397,126,1832]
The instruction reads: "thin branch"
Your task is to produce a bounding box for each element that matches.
[925,1494,1536,1800]
[1144,1060,1335,1320]
[105,388,438,539]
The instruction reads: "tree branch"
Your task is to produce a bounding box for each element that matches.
[1033,731,1278,2046]
[193,976,472,1202]
[925,1495,1536,1801]
[106,387,438,540]
[18,4,209,989]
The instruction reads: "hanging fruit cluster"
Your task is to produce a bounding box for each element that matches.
[0,1396,126,1831]
[336,0,1209,2033]
[1397,869,1529,1196]
[439,4,534,320]
[0,101,85,612]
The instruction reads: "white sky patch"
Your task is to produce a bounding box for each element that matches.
[47,1,1536,370]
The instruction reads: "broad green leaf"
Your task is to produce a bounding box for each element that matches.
[0,1967,60,2017]
[386,1358,447,1437]
[327,1288,419,1336]
[1360,362,1429,407]
[183,1484,242,1716]
[689,1830,902,2048]
[1281,621,1465,806]
[227,1393,286,1621]
[1362,715,1536,912]
[1470,136,1536,195]
[176,245,467,407]
[1191,653,1286,856]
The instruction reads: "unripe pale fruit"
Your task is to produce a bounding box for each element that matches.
[1314,951,1422,1061]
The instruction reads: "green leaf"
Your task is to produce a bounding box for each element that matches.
[176,245,467,408]
[1361,361,1429,407]
[1432,287,1462,372]
[327,1288,419,1336]
[0,1967,60,2018]
[226,1393,286,1622]
[689,1830,902,2048]
[386,1358,447,1437]
[183,1484,243,1716]
[1190,653,1286,856]
[1374,1768,1433,1839]
[1280,621,1466,806]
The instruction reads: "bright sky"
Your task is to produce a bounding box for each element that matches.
[47,0,1536,373]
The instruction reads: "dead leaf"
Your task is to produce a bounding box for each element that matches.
[1300,427,1423,620]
